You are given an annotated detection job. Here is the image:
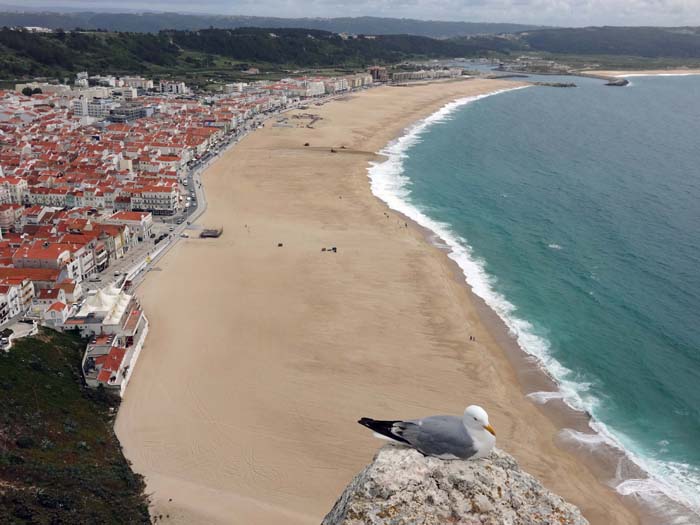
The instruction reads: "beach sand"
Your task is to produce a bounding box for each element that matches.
[586,69,700,77]
[115,78,638,525]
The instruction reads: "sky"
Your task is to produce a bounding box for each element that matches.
[3,0,700,27]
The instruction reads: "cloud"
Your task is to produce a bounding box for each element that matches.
[8,0,700,26]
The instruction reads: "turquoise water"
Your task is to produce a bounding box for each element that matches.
[369,76,700,521]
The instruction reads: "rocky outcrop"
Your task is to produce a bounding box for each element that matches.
[605,79,630,87]
[323,445,588,525]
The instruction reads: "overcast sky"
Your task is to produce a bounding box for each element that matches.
[5,0,700,27]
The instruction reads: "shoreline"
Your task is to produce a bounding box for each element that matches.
[115,79,640,524]
[365,85,697,524]
[579,68,700,80]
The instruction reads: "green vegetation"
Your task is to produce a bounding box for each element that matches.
[166,28,520,67]
[543,53,700,71]
[0,12,544,38]
[521,27,700,59]
[0,27,522,81]
[0,27,179,78]
[3,25,700,84]
[0,329,149,524]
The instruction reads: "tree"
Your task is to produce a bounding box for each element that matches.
[32,87,42,95]
[21,87,33,97]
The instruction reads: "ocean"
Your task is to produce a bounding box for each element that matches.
[368,75,700,523]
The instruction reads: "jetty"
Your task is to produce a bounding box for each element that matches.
[532,81,577,88]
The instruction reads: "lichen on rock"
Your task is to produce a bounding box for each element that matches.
[322,445,588,525]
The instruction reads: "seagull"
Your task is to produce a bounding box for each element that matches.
[358,405,496,460]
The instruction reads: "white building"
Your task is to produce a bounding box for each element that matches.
[67,285,149,395]
[302,79,326,97]
[75,71,89,88]
[71,97,115,119]
[113,87,138,100]
[103,211,153,242]
[0,177,28,204]
[122,76,154,90]
[130,184,178,215]
[323,77,349,94]
[0,283,23,319]
[224,82,248,94]
[159,81,189,95]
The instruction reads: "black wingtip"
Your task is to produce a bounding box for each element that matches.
[357,417,410,445]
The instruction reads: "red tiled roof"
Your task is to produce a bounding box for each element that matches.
[47,301,66,312]
[95,347,126,373]
[110,211,150,221]
[0,268,59,282]
[37,288,61,300]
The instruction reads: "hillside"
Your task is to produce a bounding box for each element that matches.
[3,25,700,82]
[521,26,700,58]
[0,329,149,524]
[0,27,523,79]
[0,12,544,37]
[165,28,520,65]
[0,27,180,77]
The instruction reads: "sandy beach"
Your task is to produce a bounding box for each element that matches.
[115,78,639,524]
[585,68,700,77]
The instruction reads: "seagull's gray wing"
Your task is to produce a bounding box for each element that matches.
[395,415,477,459]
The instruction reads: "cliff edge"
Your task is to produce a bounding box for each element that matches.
[322,445,588,525]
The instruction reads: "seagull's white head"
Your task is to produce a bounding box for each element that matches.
[464,405,496,436]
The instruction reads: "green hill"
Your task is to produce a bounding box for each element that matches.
[0,329,149,524]
[520,26,700,58]
[0,27,523,79]
[3,25,700,82]
[0,11,544,37]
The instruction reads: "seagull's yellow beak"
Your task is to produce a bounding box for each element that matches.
[484,424,496,436]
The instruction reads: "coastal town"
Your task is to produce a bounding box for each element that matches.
[3,9,700,525]
[0,69,373,389]
[0,64,465,393]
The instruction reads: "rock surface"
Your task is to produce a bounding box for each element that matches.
[323,445,589,525]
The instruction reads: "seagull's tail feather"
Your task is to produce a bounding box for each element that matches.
[358,417,410,445]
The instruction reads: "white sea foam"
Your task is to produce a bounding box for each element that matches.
[366,88,700,520]
[560,428,607,446]
[527,390,564,404]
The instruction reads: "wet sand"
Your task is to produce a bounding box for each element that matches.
[115,78,639,524]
